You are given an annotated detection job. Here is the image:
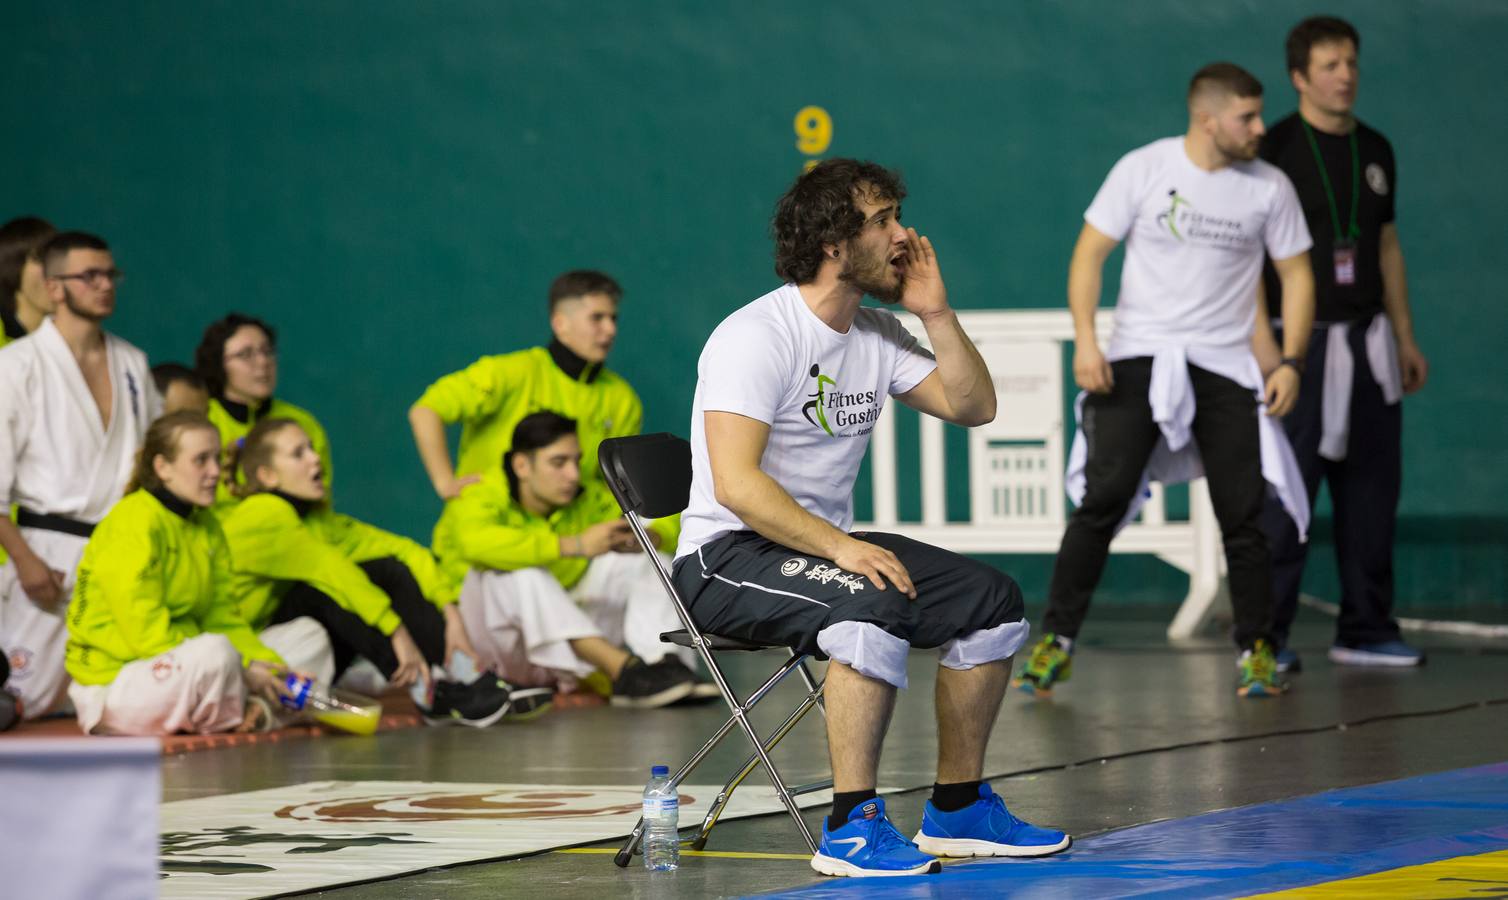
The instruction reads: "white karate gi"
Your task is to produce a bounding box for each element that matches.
[459,551,694,689]
[0,320,158,717]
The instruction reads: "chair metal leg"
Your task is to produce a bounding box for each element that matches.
[691,683,825,851]
[614,714,742,867]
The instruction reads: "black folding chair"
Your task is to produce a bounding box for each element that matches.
[598,433,830,866]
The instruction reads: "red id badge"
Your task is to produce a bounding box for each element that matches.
[1333,242,1357,285]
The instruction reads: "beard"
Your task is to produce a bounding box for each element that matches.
[1215,132,1260,162]
[837,241,903,304]
[60,285,109,323]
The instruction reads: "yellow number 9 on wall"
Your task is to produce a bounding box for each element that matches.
[794,106,832,156]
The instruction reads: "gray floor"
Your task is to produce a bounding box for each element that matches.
[161,612,1508,899]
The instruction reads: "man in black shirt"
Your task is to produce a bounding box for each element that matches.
[1256,16,1429,669]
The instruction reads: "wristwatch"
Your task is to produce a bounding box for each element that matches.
[1278,356,1305,374]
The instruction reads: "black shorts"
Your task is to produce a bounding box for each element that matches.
[671,530,1025,658]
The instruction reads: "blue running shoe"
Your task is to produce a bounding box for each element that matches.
[1329,639,1425,668]
[810,797,940,877]
[914,783,1071,858]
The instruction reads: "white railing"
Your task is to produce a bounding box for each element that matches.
[855,309,1227,639]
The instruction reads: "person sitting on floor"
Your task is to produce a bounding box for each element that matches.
[151,362,210,415]
[64,411,333,735]
[219,417,551,726]
[439,411,712,708]
[194,313,332,507]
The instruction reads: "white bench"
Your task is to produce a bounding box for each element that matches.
[854,309,1227,639]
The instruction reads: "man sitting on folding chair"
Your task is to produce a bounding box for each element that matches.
[673,158,1071,878]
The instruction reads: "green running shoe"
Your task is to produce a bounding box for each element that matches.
[1238,639,1288,698]
[1013,634,1072,696]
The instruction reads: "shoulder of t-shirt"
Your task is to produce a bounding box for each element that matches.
[853,305,911,339]
[1243,156,1298,194]
[1117,136,1181,170]
[708,286,796,343]
[1355,119,1396,159]
[1260,113,1303,160]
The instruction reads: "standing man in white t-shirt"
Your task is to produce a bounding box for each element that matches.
[1015,63,1316,699]
[674,159,1069,878]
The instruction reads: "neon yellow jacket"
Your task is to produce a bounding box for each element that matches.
[220,492,453,632]
[207,396,333,508]
[66,489,282,686]
[414,345,677,576]
[434,471,625,590]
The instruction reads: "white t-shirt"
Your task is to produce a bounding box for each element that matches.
[676,284,938,560]
[1087,136,1311,376]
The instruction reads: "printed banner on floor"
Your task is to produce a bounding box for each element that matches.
[159,780,832,899]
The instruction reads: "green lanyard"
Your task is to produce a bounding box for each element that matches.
[1301,120,1361,244]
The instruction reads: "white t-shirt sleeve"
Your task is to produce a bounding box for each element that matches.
[1263,171,1313,260]
[1083,152,1140,241]
[881,313,938,395]
[697,317,792,425]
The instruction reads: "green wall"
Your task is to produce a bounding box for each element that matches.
[7,2,1506,609]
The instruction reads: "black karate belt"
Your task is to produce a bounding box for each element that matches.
[15,507,96,538]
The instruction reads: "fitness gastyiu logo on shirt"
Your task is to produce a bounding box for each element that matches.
[1157,189,1254,248]
[801,364,880,437]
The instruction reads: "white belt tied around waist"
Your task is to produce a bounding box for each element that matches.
[1317,313,1403,462]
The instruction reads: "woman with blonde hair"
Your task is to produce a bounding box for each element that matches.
[65,411,332,734]
[219,417,549,726]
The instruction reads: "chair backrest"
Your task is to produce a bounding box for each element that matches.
[598,433,692,519]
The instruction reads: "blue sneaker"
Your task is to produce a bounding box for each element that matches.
[914,783,1071,858]
[810,797,940,877]
[1276,647,1302,673]
[1329,639,1425,668]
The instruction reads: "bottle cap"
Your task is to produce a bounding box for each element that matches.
[280,673,312,711]
[651,765,669,777]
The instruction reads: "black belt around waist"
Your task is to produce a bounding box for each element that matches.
[15,508,96,538]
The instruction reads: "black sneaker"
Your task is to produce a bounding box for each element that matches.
[424,675,515,728]
[501,686,555,723]
[610,657,697,708]
[660,660,721,704]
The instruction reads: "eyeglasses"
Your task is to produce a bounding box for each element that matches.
[224,346,277,364]
[50,268,125,288]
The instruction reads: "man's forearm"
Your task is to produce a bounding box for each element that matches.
[1251,283,1282,374]
[408,405,456,487]
[717,468,850,559]
[0,516,36,564]
[918,309,995,426]
[1068,253,1103,344]
[1379,227,1415,343]
[1277,264,1315,360]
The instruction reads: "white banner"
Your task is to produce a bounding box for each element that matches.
[160,780,832,899]
[0,738,160,900]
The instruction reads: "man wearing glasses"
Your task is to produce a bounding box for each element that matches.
[0,231,158,719]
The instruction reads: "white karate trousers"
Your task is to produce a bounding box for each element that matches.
[0,529,88,719]
[459,551,694,689]
[67,617,333,735]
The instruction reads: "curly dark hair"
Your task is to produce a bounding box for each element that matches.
[194,313,277,399]
[772,159,906,285]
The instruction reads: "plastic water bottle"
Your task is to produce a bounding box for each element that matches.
[642,765,680,871]
[281,674,382,735]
